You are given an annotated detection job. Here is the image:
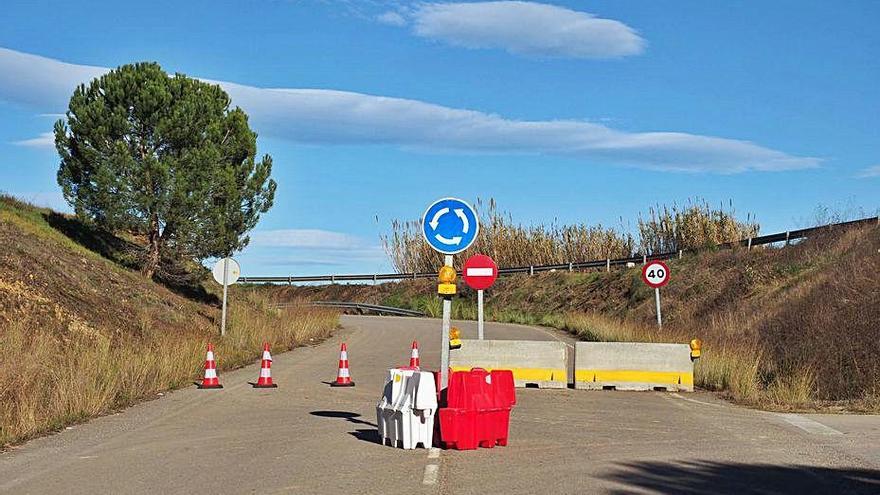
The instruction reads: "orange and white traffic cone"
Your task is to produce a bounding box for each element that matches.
[253,343,278,388]
[409,340,420,368]
[331,342,355,387]
[197,343,223,389]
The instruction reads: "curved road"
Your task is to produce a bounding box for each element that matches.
[1,316,878,494]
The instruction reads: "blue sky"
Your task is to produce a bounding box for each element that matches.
[1,0,877,276]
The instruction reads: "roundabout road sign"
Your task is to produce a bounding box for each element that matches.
[641,260,670,289]
[422,197,479,255]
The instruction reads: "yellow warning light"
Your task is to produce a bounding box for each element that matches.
[438,283,457,295]
[690,338,702,359]
[438,266,457,284]
[449,327,462,350]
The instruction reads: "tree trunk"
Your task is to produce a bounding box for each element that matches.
[142,214,161,279]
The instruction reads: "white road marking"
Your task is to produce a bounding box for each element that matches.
[777,413,843,436]
[670,393,725,408]
[427,447,440,459]
[422,464,439,485]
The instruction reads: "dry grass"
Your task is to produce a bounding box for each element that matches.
[0,195,338,447]
[280,222,880,412]
[383,198,636,273]
[638,199,759,254]
[382,197,757,273]
[0,288,337,447]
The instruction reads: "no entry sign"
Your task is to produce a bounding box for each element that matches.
[641,260,670,289]
[462,254,498,291]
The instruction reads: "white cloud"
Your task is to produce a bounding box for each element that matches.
[376,10,407,26]
[249,228,376,250]
[0,46,820,173]
[11,131,54,149]
[407,1,645,59]
[856,165,880,178]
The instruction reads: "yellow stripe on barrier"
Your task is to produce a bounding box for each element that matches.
[451,366,567,383]
[575,369,693,386]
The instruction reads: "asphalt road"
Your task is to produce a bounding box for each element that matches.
[1,316,878,494]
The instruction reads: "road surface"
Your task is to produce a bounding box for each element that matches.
[1,316,878,494]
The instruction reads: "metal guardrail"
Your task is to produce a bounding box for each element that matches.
[242,216,879,285]
[274,301,425,317]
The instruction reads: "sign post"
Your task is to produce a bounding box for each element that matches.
[462,254,499,340]
[641,260,670,329]
[422,198,479,392]
[212,257,241,336]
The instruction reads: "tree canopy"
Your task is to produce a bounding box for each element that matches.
[55,62,276,278]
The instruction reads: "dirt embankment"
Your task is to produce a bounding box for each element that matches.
[0,196,337,447]
[267,225,880,408]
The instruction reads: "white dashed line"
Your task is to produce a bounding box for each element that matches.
[422,464,439,485]
[777,413,843,436]
[670,393,725,408]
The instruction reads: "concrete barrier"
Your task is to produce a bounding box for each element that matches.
[450,340,567,389]
[574,342,694,392]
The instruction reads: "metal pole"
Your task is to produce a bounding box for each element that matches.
[654,287,662,329]
[440,254,453,392]
[220,258,229,337]
[477,289,484,340]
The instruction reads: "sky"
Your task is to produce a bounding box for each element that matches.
[1,0,878,276]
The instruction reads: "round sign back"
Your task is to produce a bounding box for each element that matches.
[212,257,241,286]
[462,254,498,291]
[641,260,670,289]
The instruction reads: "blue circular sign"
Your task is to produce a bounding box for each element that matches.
[422,198,479,255]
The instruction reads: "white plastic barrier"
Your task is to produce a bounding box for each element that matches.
[376,368,438,449]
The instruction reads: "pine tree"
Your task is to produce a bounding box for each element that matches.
[55,62,276,279]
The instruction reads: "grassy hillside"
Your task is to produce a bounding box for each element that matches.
[0,196,338,447]
[270,225,880,411]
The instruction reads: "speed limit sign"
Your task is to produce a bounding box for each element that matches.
[641,260,670,289]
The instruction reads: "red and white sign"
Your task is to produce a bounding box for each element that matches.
[641,260,670,289]
[462,254,498,291]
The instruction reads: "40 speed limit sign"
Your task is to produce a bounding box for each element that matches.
[641,260,670,289]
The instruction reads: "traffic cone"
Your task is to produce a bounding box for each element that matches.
[331,342,355,387]
[409,340,420,368]
[253,342,278,388]
[197,343,223,389]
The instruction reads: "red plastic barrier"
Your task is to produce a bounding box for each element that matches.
[438,368,516,450]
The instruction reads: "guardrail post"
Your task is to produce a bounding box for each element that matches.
[373,274,377,284]
[747,238,752,251]
[413,272,416,280]
[529,265,534,276]
[606,258,610,272]
[785,231,790,246]
[331,275,335,284]
[568,262,573,272]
